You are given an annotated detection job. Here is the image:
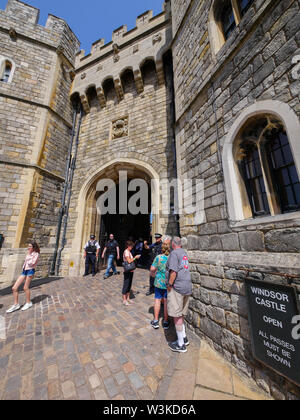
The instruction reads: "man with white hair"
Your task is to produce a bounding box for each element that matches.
[162,235,172,245]
[166,237,192,353]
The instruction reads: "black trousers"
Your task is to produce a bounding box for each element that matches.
[122,271,134,295]
[85,253,96,275]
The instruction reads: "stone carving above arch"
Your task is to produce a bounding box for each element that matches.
[112,117,129,139]
[152,33,162,45]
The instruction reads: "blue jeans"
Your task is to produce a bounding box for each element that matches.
[105,254,117,276]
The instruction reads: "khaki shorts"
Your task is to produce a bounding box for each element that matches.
[167,288,191,318]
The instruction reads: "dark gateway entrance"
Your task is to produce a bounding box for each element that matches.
[98,180,152,267]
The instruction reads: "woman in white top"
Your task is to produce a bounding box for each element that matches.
[122,240,141,306]
[6,241,40,313]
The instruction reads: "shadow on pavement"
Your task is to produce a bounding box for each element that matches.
[148,305,177,343]
[0,277,62,297]
[31,295,51,305]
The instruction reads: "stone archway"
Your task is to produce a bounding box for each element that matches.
[67,157,163,276]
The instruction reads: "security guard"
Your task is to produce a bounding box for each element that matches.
[145,233,163,296]
[83,235,100,277]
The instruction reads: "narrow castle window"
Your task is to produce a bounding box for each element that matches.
[221,3,236,40]
[1,60,12,83]
[210,0,255,54]
[239,142,270,217]
[235,116,300,219]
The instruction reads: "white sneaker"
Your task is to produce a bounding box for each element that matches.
[21,302,33,311]
[6,304,21,314]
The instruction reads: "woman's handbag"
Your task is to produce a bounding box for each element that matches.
[122,260,136,273]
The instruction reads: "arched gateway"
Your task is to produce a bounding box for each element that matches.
[66,158,164,276]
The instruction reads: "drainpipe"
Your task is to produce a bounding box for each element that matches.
[50,106,78,275]
[55,106,83,276]
[165,51,181,237]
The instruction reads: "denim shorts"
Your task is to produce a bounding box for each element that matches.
[22,269,35,277]
[155,287,167,299]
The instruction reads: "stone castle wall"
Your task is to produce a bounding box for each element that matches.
[0,0,300,399]
[172,0,300,399]
[60,3,178,277]
[0,0,79,283]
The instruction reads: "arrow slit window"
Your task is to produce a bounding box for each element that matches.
[0,58,15,83]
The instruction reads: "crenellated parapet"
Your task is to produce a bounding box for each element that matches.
[71,1,172,112]
[0,0,80,66]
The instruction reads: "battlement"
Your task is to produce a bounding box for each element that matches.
[5,0,39,24]
[4,0,70,32]
[1,0,80,65]
[75,1,171,68]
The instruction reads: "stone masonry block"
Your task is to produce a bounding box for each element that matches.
[221,233,240,251]
[200,276,223,290]
[231,295,248,318]
[206,305,226,327]
[209,291,231,311]
[200,317,222,345]
[225,312,240,335]
[191,272,201,284]
[265,229,300,252]
[199,287,210,305]
[222,279,240,295]
[238,231,265,252]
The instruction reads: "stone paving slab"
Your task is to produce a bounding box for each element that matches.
[193,341,273,401]
[0,269,273,400]
[0,269,180,400]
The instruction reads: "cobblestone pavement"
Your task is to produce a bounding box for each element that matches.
[0,269,271,400]
[0,269,185,400]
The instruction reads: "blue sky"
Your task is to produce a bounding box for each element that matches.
[1,0,165,52]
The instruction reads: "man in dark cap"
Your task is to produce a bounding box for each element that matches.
[144,233,163,296]
[83,235,100,277]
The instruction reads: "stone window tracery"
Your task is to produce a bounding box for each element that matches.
[235,116,300,219]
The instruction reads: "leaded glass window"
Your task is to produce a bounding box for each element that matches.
[222,4,236,40]
[265,129,300,213]
[239,0,254,16]
[235,116,300,218]
[239,143,270,217]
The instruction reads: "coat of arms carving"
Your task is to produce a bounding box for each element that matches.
[112,117,129,139]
